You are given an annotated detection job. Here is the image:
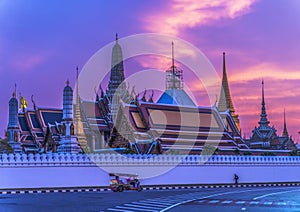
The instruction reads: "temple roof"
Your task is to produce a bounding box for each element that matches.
[157,89,196,106]
[124,102,248,151]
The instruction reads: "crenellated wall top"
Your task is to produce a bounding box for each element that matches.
[0,153,300,167]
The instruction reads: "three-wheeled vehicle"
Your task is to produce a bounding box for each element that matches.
[109,173,143,192]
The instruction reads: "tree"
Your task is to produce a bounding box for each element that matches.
[201,144,218,155]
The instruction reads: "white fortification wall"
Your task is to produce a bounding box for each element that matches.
[0,153,300,189]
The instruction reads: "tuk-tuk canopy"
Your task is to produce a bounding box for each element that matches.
[109,173,139,178]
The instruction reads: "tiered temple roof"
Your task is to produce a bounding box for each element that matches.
[124,101,248,153]
[249,81,296,150]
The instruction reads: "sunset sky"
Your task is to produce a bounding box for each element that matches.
[1,0,300,141]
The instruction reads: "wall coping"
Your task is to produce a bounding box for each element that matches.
[0,153,300,167]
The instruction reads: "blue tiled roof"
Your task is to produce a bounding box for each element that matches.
[157,89,196,106]
[41,111,62,125]
[18,116,29,131]
[30,114,41,129]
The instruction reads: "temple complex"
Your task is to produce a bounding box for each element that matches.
[0,34,297,155]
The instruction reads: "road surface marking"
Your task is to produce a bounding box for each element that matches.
[253,189,300,200]
[106,208,133,212]
[235,201,246,204]
[249,201,259,204]
[263,202,273,205]
[123,203,162,210]
[222,200,232,204]
[139,200,171,206]
[160,188,282,212]
[131,202,165,208]
[115,206,155,212]
[276,202,287,206]
[208,200,219,203]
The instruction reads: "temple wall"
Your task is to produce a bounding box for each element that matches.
[0,153,299,189]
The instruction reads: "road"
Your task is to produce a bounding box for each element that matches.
[0,187,299,212]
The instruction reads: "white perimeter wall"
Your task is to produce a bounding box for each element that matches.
[0,153,299,189]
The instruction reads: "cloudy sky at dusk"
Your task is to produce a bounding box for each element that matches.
[1,0,300,141]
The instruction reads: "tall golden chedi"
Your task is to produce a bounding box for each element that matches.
[218,52,241,132]
[74,66,88,150]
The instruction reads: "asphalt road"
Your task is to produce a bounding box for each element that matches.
[0,187,299,212]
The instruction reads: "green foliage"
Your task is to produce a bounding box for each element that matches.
[0,139,13,154]
[243,151,252,156]
[124,147,136,154]
[261,152,276,156]
[290,150,299,156]
[201,144,218,155]
[81,146,91,154]
[234,149,240,155]
[166,149,180,155]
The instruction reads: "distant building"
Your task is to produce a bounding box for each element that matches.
[248,81,297,150]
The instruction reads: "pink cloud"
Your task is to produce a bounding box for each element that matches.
[11,54,45,72]
[144,0,259,35]
[229,63,300,83]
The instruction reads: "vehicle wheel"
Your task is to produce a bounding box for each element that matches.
[138,186,142,192]
[119,186,124,192]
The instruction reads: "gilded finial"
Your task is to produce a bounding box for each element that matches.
[171,41,175,72]
[142,89,147,102]
[94,87,99,102]
[99,84,104,98]
[66,79,70,86]
[13,83,17,98]
[116,33,118,43]
[131,85,136,97]
[148,90,154,103]
[31,95,36,110]
[127,82,130,91]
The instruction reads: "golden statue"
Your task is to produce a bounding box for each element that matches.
[70,123,75,135]
[61,124,66,136]
[20,95,28,112]
[5,131,10,140]
[14,132,18,142]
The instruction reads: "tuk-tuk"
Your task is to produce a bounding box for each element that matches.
[109,173,143,192]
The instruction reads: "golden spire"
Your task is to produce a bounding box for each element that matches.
[218,52,235,113]
[218,52,241,132]
[74,65,87,150]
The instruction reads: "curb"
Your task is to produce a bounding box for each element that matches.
[143,182,300,190]
[0,188,110,195]
[0,182,299,195]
